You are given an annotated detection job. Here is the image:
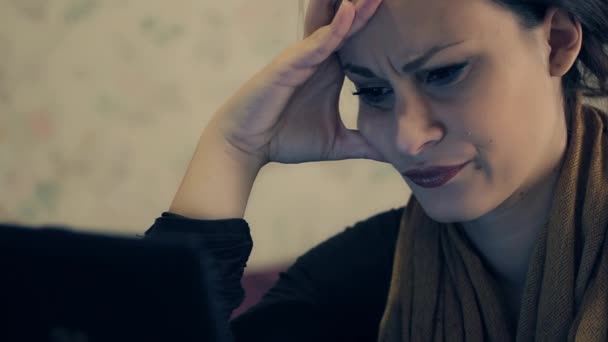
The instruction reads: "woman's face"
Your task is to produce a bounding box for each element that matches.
[339,0,569,223]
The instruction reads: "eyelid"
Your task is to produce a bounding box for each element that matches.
[421,60,469,75]
[346,60,470,83]
[420,61,470,87]
[351,86,394,110]
[350,59,472,88]
[352,87,393,95]
[352,80,394,91]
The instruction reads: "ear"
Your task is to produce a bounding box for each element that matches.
[543,7,583,77]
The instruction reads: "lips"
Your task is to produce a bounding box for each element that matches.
[402,161,470,188]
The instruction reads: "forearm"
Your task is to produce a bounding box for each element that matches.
[169,123,264,220]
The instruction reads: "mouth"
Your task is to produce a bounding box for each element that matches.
[402,161,471,189]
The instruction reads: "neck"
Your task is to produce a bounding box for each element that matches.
[460,169,559,287]
[461,128,569,287]
[460,101,571,287]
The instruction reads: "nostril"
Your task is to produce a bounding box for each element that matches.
[397,136,440,156]
[397,141,423,156]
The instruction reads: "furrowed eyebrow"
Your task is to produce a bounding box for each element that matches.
[342,40,465,78]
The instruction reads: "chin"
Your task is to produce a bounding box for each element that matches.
[407,170,500,224]
[416,195,489,224]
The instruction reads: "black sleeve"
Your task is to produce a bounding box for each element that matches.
[145,206,404,342]
[144,212,253,323]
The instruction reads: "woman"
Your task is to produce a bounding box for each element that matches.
[145,0,608,340]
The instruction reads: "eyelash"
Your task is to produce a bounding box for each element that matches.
[352,62,469,107]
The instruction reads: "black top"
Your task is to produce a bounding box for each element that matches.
[144,206,405,342]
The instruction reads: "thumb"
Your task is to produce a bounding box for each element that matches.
[330,126,388,163]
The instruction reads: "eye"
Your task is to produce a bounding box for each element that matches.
[424,62,469,87]
[352,87,394,108]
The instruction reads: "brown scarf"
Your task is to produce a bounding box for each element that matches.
[378,101,608,342]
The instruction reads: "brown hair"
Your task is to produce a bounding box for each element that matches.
[490,0,608,113]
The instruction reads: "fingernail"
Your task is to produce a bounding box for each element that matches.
[337,0,352,12]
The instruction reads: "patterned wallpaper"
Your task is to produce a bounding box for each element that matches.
[0,0,409,269]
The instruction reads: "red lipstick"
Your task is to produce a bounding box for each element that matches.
[402,161,470,188]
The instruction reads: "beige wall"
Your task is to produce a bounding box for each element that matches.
[0,0,409,269]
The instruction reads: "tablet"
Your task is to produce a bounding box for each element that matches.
[0,223,230,342]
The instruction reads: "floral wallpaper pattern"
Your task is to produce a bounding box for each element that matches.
[0,0,409,268]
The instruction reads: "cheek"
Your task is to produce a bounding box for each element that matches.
[357,110,406,163]
[458,107,520,183]
[357,110,393,144]
[460,94,545,187]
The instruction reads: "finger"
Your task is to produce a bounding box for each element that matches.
[305,0,383,38]
[330,127,388,162]
[347,0,383,38]
[281,1,355,71]
[304,0,338,37]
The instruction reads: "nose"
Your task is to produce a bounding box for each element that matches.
[394,93,444,156]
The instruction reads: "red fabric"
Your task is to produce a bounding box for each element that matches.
[231,266,285,318]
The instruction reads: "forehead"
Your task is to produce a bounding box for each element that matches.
[340,0,504,61]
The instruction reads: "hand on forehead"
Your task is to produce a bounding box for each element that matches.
[304,0,383,38]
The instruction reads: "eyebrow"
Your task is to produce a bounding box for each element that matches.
[342,40,465,78]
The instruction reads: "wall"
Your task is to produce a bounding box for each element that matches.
[0,0,409,269]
